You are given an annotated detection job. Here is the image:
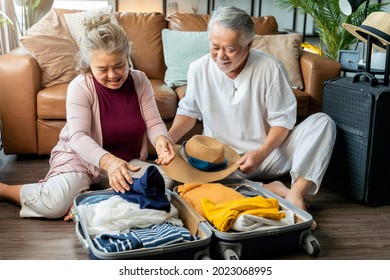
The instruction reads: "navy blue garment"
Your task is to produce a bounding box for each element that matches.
[92,223,198,253]
[114,165,171,212]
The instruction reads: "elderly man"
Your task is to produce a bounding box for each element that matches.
[168,6,336,230]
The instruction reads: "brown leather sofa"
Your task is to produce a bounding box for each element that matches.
[0,11,341,156]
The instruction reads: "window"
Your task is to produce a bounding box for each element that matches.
[53,0,117,11]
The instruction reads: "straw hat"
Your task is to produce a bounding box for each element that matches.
[343,12,390,51]
[161,135,240,183]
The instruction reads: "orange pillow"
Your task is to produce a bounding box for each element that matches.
[251,33,303,90]
[20,8,79,88]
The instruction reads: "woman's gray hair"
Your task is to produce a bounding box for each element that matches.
[76,13,132,74]
[207,6,255,47]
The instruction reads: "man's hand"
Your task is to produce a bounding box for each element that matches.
[238,126,290,174]
[99,153,141,193]
[154,135,175,166]
[236,149,267,174]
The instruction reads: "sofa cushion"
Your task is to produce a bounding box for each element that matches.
[162,31,303,90]
[162,29,209,87]
[252,33,304,89]
[63,6,116,48]
[37,84,68,119]
[167,13,279,35]
[20,8,79,88]
[149,79,178,119]
[117,12,167,80]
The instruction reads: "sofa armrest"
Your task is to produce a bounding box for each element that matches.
[299,50,341,114]
[0,47,42,154]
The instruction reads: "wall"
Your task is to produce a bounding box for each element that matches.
[117,0,390,36]
[116,0,312,34]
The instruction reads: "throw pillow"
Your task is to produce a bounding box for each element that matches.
[251,33,303,89]
[162,29,210,88]
[20,8,80,88]
[64,6,116,49]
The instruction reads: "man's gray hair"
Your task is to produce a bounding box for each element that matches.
[207,6,255,46]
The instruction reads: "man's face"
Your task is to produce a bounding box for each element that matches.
[209,22,251,78]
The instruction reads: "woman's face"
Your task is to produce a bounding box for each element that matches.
[90,50,129,90]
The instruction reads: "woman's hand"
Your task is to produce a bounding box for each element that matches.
[99,153,141,193]
[154,135,175,166]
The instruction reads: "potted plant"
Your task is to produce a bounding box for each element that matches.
[14,0,54,34]
[0,10,15,55]
[275,0,389,59]
[0,0,53,54]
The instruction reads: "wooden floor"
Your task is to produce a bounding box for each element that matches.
[1,149,390,260]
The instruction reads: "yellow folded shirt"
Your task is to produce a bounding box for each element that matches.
[177,183,244,217]
[201,196,286,232]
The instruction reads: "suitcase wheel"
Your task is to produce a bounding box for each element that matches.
[302,234,320,256]
[216,242,242,260]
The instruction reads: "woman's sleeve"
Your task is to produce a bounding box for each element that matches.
[66,76,108,167]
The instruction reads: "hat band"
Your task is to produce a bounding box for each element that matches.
[360,25,390,46]
[180,142,228,172]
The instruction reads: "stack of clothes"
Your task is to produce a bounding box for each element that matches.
[177,182,294,232]
[77,166,198,253]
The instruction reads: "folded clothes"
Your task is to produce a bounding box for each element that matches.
[92,223,198,253]
[231,210,295,232]
[114,165,171,212]
[77,195,183,236]
[177,182,244,217]
[201,196,286,232]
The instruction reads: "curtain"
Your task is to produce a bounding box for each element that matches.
[0,0,20,55]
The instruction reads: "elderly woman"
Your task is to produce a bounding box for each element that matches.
[0,14,175,220]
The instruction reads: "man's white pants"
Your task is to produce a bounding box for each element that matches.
[235,112,336,195]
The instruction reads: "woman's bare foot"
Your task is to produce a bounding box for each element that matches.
[0,182,22,205]
[63,189,90,222]
[63,206,74,222]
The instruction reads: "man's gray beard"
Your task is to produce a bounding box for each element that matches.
[216,59,234,74]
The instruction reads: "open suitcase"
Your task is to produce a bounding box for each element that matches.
[72,189,212,260]
[323,73,390,205]
[173,179,320,260]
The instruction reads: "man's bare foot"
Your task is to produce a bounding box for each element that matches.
[285,192,317,232]
[263,181,290,198]
[311,220,318,231]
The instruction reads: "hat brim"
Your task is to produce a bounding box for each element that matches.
[343,23,390,51]
[161,143,241,183]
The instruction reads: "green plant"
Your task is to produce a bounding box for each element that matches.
[276,0,389,59]
[0,10,14,27]
[14,0,54,34]
[0,0,53,54]
[0,10,15,55]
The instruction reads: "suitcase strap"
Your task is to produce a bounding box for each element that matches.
[352,72,379,87]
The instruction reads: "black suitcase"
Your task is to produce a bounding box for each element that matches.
[322,73,390,205]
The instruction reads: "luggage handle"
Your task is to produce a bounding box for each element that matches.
[352,72,379,87]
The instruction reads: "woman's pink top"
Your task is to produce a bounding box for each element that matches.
[43,70,168,181]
